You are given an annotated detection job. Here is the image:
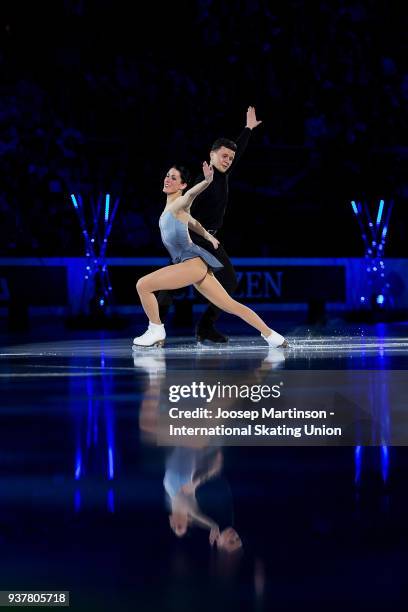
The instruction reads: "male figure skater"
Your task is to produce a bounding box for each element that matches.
[158,106,262,343]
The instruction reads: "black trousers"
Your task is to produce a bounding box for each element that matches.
[156,234,238,328]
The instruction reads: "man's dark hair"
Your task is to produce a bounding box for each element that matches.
[210,138,237,153]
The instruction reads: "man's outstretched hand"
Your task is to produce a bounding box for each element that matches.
[246,106,262,130]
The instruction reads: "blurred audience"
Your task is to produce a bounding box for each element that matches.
[0,0,406,255]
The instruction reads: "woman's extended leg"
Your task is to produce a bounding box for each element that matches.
[136,258,208,323]
[194,273,287,346]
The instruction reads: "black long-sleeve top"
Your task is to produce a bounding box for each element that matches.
[190,128,251,230]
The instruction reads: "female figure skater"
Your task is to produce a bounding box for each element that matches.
[133,162,288,348]
[165,447,242,552]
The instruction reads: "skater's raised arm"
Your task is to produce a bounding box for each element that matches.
[227,106,263,173]
[185,161,214,202]
[172,162,214,213]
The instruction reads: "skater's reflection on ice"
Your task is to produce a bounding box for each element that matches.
[164,446,242,553]
[135,347,285,554]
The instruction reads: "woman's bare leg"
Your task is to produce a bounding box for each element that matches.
[194,273,272,336]
[136,258,208,323]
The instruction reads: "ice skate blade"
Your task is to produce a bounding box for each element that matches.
[196,337,229,345]
[132,340,165,349]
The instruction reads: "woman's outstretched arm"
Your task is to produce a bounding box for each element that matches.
[172,161,213,213]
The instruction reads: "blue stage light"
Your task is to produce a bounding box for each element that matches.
[68,191,120,315]
[107,489,115,513]
[75,450,82,480]
[108,447,114,480]
[105,193,110,222]
[354,445,362,484]
[351,198,393,313]
[381,445,389,483]
[376,199,384,225]
[74,489,81,513]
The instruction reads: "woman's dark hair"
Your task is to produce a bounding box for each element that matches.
[170,164,191,189]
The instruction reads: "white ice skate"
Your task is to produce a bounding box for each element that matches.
[132,351,166,370]
[132,322,166,348]
[262,330,289,348]
[132,353,166,383]
[263,347,286,366]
